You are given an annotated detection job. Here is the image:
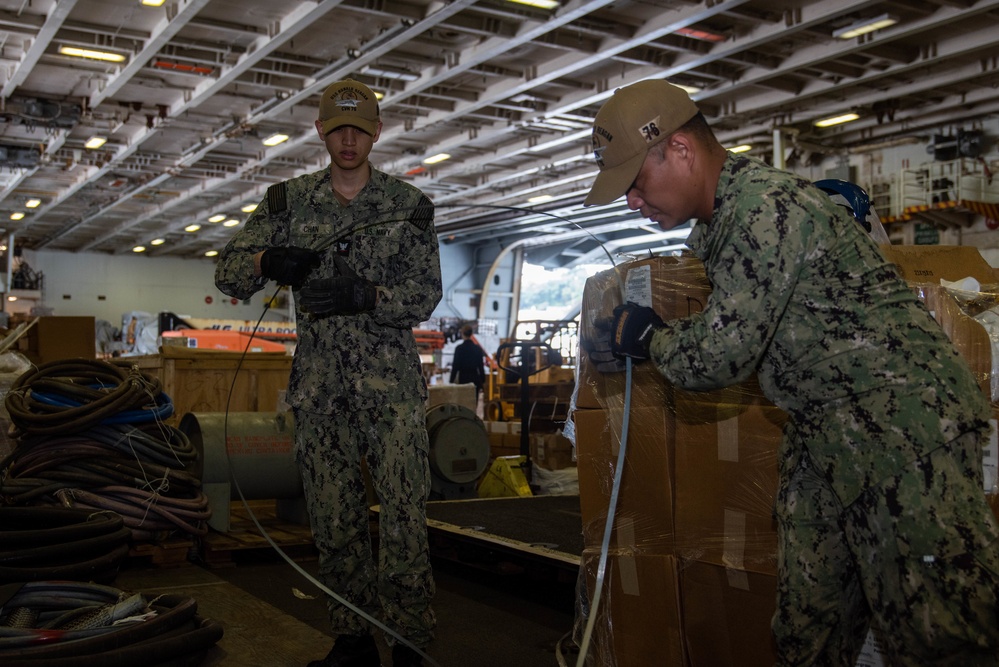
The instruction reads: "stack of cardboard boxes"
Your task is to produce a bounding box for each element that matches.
[572,247,999,667]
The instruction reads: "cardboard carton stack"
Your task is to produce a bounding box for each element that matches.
[573,255,785,667]
[572,246,999,667]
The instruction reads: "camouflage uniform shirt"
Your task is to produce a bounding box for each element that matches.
[649,153,990,504]
[214,166,442,412]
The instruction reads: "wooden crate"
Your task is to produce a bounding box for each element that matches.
[127,347,292,425]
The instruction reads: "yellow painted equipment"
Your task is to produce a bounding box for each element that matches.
[477,455,532,498]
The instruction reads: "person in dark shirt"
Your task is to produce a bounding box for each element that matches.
[449,325,487,409]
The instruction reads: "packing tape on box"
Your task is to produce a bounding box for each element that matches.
[618,552,641,597]
[717,416,740,463]
[721,505,755,593]
[616,517,637,550]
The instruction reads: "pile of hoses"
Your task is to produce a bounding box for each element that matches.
[0,359,211,541]
[0,507,130,585]
[0,581,223,666]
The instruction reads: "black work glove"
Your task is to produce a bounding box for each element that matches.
[299,276,377,315]
[260,246,320,286]
[582,319,626,373]
[607,302,664,361]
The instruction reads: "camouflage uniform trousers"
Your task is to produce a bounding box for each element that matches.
[293,399,436,647]
[773,432,999,666]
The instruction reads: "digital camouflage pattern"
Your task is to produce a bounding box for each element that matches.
[648,153,998,663]
[215,165,442,646]
[294,402,435,645]
[214,165,442,411]
[775,438,999,666]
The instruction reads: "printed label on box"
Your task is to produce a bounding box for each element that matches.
[625,264,653,307]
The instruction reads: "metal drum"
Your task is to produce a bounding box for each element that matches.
[426,403,490,499]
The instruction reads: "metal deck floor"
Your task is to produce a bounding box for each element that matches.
[114,497,581,667]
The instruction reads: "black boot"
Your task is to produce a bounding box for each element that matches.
[391,644,424,667]
[308,634,381,667]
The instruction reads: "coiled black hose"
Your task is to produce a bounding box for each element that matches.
[4,359,165,437]
[55,487,210,539]
[0,508,130,585]
[0,359,210,540]
[0,583,223,666]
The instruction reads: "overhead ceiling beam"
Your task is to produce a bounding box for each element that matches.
[89,0,211,107]
[1,0,79,98]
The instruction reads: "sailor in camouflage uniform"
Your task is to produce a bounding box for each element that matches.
[585,80,999,666]
[215,79,441,667]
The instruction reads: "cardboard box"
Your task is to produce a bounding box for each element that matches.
[879,244,997,400]
[917,284,994,399]
[580,548,685,667]
[680,560,778,667]
[674,400,788,575]
[530,431,575,470]
[575,406,675,552]
[575,255,770,411]
[879,244,996,285]
[428,383,477,412]
[15,315,95,365]
[575,256,710,410]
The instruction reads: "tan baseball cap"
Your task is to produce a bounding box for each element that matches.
[318,79,380,136]
[584,80,699,206]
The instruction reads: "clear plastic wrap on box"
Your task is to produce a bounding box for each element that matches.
[570,255,785,667]
[570,247,999,667]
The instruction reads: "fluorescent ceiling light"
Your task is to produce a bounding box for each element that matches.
[205,250,219,257]
[59,46,126,63]
[505,0,559,9]
[263,133,289,147]
[727,144,753,153]
[150,238,165,245]
[208,214,226,223]
[7,296,16,302]
[423,153,451,165]
[241,203,258,213]
[834,14,898,40]
[223,219,240,227]
[85,136,107,149]
[528,194,553,204]
[814,112,860,128]
[184,224,201,232]
[132,245,146,253]
[10,212,24,221]
[25,199,41,208]
[141,0,166,6]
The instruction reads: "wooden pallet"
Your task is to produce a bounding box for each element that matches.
[128,538,195,568]
[198,500,318,567]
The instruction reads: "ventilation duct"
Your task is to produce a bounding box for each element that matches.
[0,145,41,168]
[1,96,82,129]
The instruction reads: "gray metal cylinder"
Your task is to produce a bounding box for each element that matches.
[180,412,302,499]
[426,403,490,486]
